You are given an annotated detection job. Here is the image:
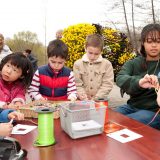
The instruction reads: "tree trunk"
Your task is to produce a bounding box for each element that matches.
[131,0,138,53]
[121,0,133,45]
[151,0,156,23]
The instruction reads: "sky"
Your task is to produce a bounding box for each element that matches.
[0,0,105,45]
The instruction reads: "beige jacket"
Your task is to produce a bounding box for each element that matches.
[73,54,114,100]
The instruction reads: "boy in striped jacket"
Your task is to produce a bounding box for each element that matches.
[28,40,77,101]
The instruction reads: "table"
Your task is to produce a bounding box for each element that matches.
[12,109,160,160]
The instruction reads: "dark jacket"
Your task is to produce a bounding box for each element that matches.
[116,56,160,112]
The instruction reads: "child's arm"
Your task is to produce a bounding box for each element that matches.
[157,88,160,106]
[28,70,43,100]
[67,71,77,101]
[8,86,26,109]
[0,108,23,123]
[0,109,14,122]
[0,123,13,136]
[95,62,114,99]
[8,111,24,121]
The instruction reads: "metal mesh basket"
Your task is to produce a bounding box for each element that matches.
[60,101,106,139]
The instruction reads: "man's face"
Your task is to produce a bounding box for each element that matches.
[0,37,4,47]
[23,51,29,57]
[56,32,62,39]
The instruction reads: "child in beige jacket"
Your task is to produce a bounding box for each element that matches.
[73,34,114,100]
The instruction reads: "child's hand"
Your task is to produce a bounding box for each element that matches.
[14,101,23,108]
[39,97,47,101]
[3,103,21,110]
[7,104,19,109]
[8,111,24,121]
[139,74,159,89]
[0,123,13,136]
[78,93,88,100]
[157,89,160,106]
[68,94,77,102]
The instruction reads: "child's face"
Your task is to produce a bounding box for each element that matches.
[85,46,102,62]
[1,62,22,82]
[144,31,160,60]
[48,56,65,71]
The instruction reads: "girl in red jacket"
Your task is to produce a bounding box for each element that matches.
[0,52,33,109]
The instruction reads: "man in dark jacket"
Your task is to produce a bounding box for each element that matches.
[23,49,38,72]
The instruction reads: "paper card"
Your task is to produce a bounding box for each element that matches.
[107,128,143,143]
[72,120,102,131]
[12,124,37,135]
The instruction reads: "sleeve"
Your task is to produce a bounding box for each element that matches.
[28,70,43,100]
[11,87,26,105]
[0,109,14,123]
[0,101,6,108]
[67,71,77,98]
[95,62,114,99]
[28,54,38,64]
[73,61,86,95]
[116,60,144,95]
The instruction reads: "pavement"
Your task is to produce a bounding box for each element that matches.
[108,83,129,109]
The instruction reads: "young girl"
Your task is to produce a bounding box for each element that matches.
[116,23,160,129]
[73,34,114,100]
[0,52,33,109]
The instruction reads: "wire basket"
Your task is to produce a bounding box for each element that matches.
[60,101,106,139]
[19,100,61,119]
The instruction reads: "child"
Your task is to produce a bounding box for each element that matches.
[0,108,24,136]
[0,52,33,109]
[73,34,114,100]
[116,23,160,129]
[28,39,77,101]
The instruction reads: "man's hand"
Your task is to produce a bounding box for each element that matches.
[0,123,13,136]
[8,111,24,121]
[139,74,159,89]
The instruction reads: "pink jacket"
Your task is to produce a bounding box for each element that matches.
[0,77,25,107]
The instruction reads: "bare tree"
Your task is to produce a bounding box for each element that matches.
[151,0,156,23]
[131,0,138,52]
[121,0,133,45]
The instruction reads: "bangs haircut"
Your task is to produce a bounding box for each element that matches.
[1,52,28,70]
[85,34,104,50]
[145,30,160,42]
[0,52,33,88]
[140,24,160,57]
[47,39,68,60]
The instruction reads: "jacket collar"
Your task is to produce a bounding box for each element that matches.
[82,53,103,63]
[48,64,63,75]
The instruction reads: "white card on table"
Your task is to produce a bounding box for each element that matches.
[72,120,102,131]
[107,128,143,143]
[12,124,37,135]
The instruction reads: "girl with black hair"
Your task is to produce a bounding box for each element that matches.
[0,52,33,109]
[116,23,160,129]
